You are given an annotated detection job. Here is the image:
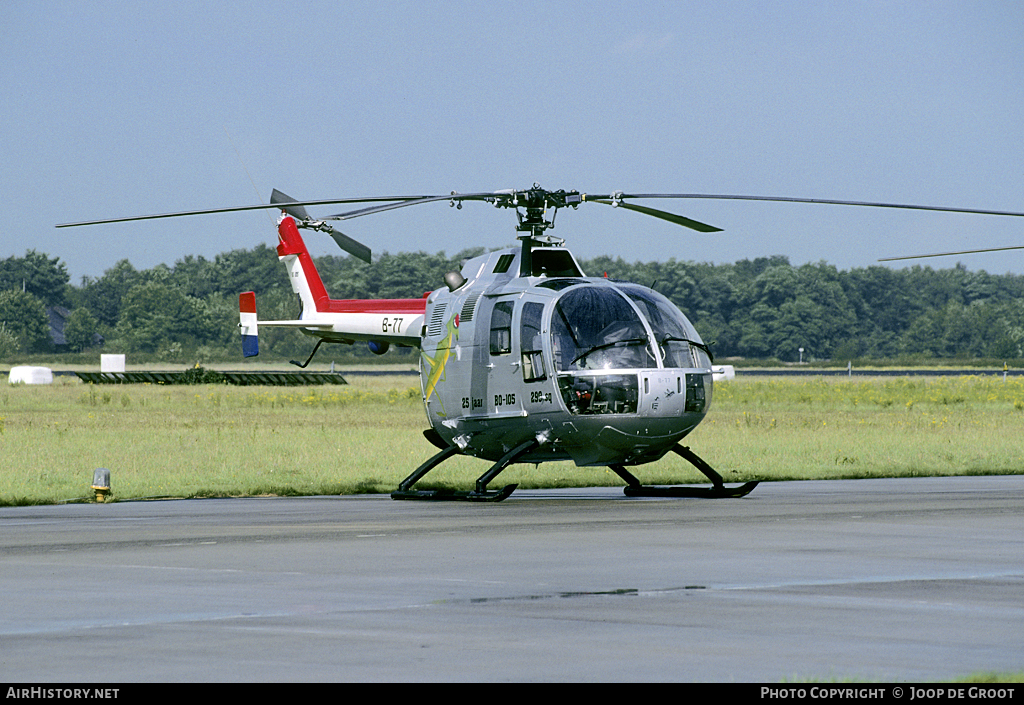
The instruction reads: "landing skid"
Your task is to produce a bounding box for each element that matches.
[391,437,756,502]
[390,484,519,502]
[390,437,537,502]
[610,445,759,499]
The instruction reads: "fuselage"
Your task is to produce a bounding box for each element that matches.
[419,246,713,467]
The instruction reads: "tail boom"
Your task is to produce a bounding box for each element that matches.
[238,291,425,355]
[237,215,427,357]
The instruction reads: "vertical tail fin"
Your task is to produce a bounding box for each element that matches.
[276,214,330,315]
[239,291,259,357]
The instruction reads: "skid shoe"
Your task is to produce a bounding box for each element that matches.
[390,485,519,502]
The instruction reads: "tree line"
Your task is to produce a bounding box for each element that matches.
[3,245,1024,364]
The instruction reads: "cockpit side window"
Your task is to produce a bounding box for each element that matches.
[520,302,546,382]
[489,300,514,355]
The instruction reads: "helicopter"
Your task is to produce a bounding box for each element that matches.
[58,186,1024,501]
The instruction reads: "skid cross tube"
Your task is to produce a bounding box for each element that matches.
[393,445,461,495]
[610,445,759,498]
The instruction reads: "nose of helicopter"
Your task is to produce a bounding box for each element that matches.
[637,368,712,417]
[551,367,713,466]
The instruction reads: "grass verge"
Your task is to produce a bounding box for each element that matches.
[1,374,1022,505]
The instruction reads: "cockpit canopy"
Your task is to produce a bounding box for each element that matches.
[549,282,710,373]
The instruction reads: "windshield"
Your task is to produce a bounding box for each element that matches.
[550,285,655,371]
[617,284,711,368]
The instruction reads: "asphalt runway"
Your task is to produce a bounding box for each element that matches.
[2,476,1022,683]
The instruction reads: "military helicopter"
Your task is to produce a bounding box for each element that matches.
[58,186,1024,501]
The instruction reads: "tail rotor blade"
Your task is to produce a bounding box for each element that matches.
[328,229,372,263]
[270,189,311,222]
[272,189,372,262]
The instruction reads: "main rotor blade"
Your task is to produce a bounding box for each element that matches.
[590,199,722,232]
[325,195,454,221]
[55,195,435,228]
[57,189,1024,232]
[617,194,1024,219]
[879,245,1024,262]
[325,192,501,221]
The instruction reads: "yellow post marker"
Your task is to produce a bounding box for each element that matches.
[92,468,111,503]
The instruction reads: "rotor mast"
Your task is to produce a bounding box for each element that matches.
[501,185,580,277]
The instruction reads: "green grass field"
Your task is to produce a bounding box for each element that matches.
[2,373,1023,504]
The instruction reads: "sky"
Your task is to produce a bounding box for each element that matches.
[3,1,1023,285]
